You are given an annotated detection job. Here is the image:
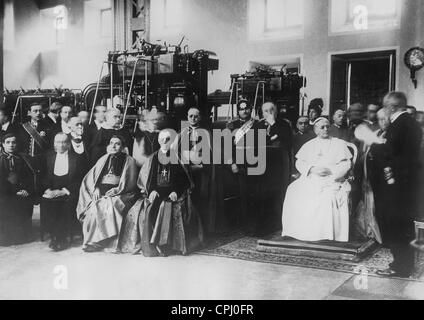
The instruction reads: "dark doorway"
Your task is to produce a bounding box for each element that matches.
[329,50,396,115]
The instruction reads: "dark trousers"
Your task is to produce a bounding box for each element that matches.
[382,183,416,276]
[237,169,260,234]
[41,198,70,243]
[0,196,33,245]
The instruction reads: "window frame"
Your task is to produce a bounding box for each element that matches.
[248,0,304,42]
[329,0,402,36]
[100,7,113,38]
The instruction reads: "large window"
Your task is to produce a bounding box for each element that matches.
[249,0,304,41]
[84,0,113,46]
[331,0,401,34]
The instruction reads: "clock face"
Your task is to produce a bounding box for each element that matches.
[405,47,424,71]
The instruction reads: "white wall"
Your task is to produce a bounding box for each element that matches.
[152,0,424,111]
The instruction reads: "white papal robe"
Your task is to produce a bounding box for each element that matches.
[282,137,352,242]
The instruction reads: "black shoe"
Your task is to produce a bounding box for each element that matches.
[49,240,57,250]
[376,268,398,277]
[54,241,69,252]
[83,245,102,253]
[376,268,411,278]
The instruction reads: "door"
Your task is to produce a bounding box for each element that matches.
[330,50,396,115]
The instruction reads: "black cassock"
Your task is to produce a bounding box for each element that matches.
[0,152,36,245]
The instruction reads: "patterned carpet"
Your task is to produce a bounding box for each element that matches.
[196,232,424,280]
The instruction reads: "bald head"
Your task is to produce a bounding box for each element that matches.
[105,108,122,128]
[54,133,70,154]
[78,111,89,125]
[187,108,201,127]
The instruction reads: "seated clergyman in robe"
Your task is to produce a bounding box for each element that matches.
[89,108,131,166]
[0,134,36,246]
[118,129,204,256]
[282,117,353,242]
[77,135,138,252]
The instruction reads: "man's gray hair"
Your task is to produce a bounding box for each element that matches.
[54,132,70,143]
[384,91,407,110]
[262,102,277,113]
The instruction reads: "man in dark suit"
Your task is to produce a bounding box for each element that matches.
[293,116,315,155]
[87,105,107,143]
[68,117,90,164]
[17,103,49,175]
[329,109,349,142]
[257,102,293,235]
[44,102,62,132]
[376,92,422,278]
[0,109,19,147]
[49,105,74,141]
[40,133,85,251]
[0,133,37,245]
[89,108,131,166]
[227,99,263,235]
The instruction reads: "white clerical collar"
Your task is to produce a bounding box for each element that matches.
[54,152,69,176]
[2,121,10,131]
[48,114,57,124]
[333,124,341,129]
[390,111,408,124]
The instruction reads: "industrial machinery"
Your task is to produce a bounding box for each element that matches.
[208,65,306,125]
[82,39,219,131]
[3,87,82,124]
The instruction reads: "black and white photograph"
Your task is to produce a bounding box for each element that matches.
[0,0,424,303]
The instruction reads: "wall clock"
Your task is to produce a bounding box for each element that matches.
[404,47,424,88]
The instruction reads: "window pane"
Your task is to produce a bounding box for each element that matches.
[265,0,286,30]
[285,0,303,27]
[349,0,397,19]
[367,0,397,17]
